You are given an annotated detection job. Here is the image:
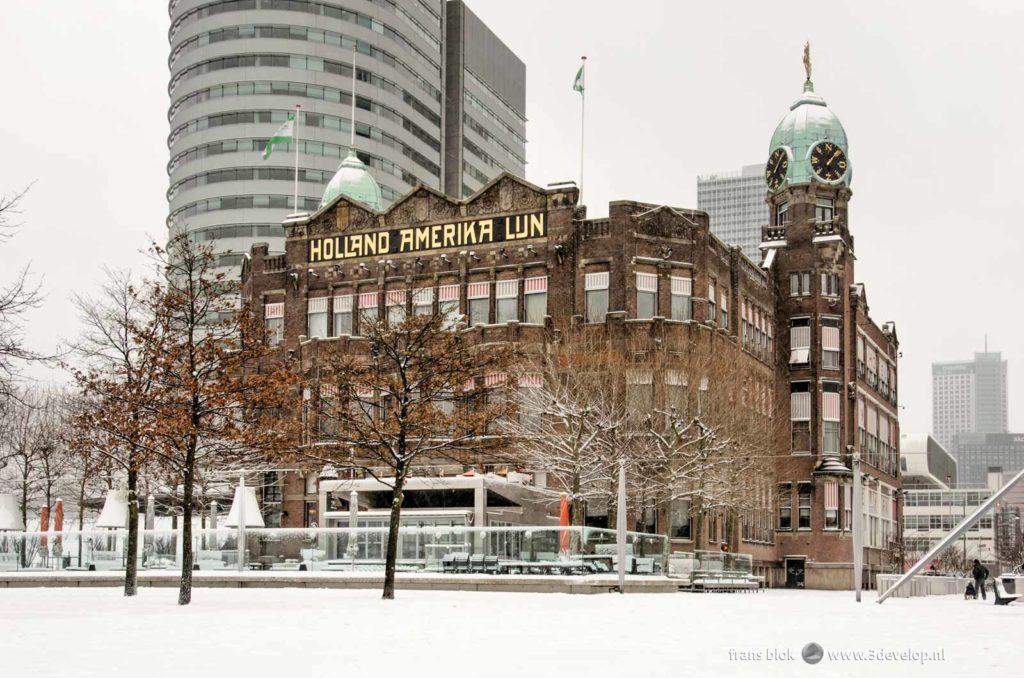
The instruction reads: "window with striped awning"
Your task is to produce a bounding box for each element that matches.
[484,373,507,387]
[518,373,543,388]
[822,324,841,351]
[495,280,518,299]
[264,302,284,319]
[790,383,811,421]
[585,272,609,290]
[524,276,548,294]
[412,287,433,307]
[333,295,353,312]
[670,276,692,295]
[385,290,406,306]
[307,297,329,314]
[358,291,378,308]
[822,389,841,421]
[790,320,811,365]
[467,281,490,299]
[438,284,459,302]
[635,272,658,292]
[824,481,839,509]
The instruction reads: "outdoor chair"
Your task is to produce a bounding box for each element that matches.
[452,553,471,573]
[635,557,656,575]
[441,553,456,573]
[469,554,486,572]
[483,555,499,574]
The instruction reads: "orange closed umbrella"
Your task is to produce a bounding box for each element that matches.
[39,506,50,547]
[559,494,570,555]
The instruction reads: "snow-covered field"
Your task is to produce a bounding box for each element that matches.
[1,587,1019,677]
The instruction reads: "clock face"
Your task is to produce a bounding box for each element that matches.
[810,142,848,182]
[765,148,789,190]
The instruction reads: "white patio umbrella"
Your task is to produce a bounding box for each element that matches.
[224,487,264,528]
[0,494,24,531]
[95,490,129,528]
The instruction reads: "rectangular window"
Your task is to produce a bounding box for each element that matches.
[778,484,792,530]
[438,284,460,329]
[798,484,812,530]
[307,297,328,338]
[824,480,839,529]
[635,272,657,319]
[707,281,717,324]
[412,287,433,316]
[821,317,840,370]
[517,372,542,429]
[264,302,284,345]
[333,295,353,335]
[358,291,378,331]
[788,271,812,297]
[665,369,687,413]
[495,279,518,323]
[584,272,609,323]
[822,381,842,457]
[821,272,841,297]
[467,281,490,326]
[670,276,692,321]
[524,276,548,324]
[626,370,654,413]
[670,499,692,540]
[816,197,835,223]
[776,201,789,225]
[385,290,406,326]
[791,381,811,454]
[789,318,810,365]
[720,292,728,328]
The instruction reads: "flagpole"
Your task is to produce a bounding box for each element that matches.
[579,56,586,203]
[293,103,300,212]
[350,44,357,151]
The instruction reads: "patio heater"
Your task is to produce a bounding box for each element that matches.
[225,477,265,571]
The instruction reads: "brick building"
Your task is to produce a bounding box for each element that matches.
[241,58,900,589]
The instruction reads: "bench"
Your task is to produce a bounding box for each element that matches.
[993,579,1021,606]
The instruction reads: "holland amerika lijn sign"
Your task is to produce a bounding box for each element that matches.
[308,211,545,263]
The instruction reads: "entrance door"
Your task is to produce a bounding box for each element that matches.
[785,558,806,588]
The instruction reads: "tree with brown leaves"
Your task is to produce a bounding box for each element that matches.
[137,235,301,605]
[305,310,513,599]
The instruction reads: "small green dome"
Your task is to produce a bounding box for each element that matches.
[320,150,383,211]
[768,81,851,189]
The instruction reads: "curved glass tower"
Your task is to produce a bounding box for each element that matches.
[168,0,505,271]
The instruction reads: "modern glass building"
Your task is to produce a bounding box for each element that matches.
[696,164,768,263]
[167,0,525,273]
[932,350,1008,453]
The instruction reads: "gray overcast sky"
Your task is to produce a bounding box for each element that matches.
[1,1,1022,436]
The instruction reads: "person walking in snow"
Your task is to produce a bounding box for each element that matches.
[971,559,989,600]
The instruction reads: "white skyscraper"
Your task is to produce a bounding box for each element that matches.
[696,164,769,262]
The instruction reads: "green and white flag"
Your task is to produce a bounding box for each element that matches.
[573,61,585,94]
[262,114,295,159]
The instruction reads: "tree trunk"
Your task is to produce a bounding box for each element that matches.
[177,443,197,606]
[382,464,406,600]
[124,468,139,597]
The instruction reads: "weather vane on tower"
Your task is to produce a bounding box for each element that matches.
[803,41,813,91]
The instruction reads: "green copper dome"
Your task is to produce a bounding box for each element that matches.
[767,80,851,189]
[320,150,383,211]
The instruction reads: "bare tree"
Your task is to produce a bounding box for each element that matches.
[305,310,512,599]
[0,185,43,400]
[67,268,159,595]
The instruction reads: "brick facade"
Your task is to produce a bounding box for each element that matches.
[242,171,900,589]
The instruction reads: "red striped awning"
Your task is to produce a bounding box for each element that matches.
[824,481,839,509]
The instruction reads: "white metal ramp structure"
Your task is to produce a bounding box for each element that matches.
[878,465,1024,604]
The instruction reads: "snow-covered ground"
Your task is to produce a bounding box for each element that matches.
[1,588,1019,677]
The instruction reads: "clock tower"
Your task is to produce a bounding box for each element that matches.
[761,46,901,589]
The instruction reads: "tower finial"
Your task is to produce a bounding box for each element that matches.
[803,41,813,92]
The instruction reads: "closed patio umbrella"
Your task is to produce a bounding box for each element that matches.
[53,499,64,558]
[559,494,570,555]
[39,505,49,548]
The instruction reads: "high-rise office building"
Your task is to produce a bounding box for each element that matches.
[932,351,1008,452]
[696,164,769,262]
[167,0,525,273]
